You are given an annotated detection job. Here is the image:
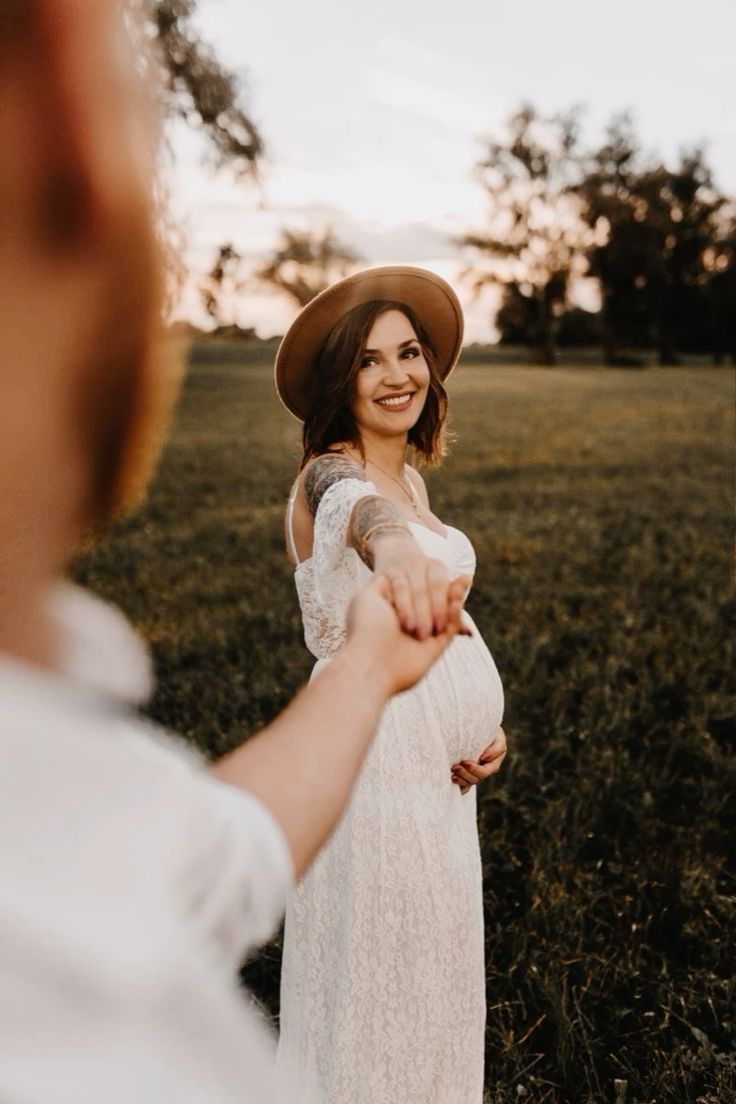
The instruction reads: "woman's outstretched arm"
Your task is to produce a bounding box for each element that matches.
[303,454,464,639]
[303,453,416,568]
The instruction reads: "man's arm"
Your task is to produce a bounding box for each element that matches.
[211,576,467,879]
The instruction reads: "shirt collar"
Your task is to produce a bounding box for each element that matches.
[0,581,153,710]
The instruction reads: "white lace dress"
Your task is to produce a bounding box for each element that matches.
[277,477,505,1104]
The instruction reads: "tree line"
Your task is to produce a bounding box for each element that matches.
[145,2,735,366]
[463,105,736,365]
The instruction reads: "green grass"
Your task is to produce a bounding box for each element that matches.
[73,352,735,1104]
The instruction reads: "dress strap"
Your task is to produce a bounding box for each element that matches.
[286,488,300,566]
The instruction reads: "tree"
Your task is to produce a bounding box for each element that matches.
[579,118,729,364]
[556,306,603,349]
[576,113,655,363]
[495,285,538,346]
[704,207,736,364]
[460,104,593,365]
[252,226,361,309]
[200,243,242,329]
[637,149,727,364]
[130,0,263,176]
[125,1,264,314]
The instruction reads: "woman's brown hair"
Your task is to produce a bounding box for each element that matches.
[301,300,449,469]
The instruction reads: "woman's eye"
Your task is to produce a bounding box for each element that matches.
[360,356,378,368]
[402,346,420,359]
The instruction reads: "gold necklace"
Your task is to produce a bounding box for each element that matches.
[362,453,422,517]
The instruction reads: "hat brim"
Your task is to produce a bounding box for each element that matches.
[274,266,464,421]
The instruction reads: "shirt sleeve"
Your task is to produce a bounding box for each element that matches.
[179,767,295,968]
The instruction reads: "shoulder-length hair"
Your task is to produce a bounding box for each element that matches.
[300,300,449,470]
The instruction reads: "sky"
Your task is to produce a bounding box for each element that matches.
[171,0,736,341]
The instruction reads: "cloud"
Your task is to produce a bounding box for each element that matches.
[341,219,457,262]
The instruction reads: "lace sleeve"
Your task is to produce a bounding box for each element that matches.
[311,476,378,607]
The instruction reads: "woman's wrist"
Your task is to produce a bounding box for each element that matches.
[371,533,423,573]
[350,495,415,570]
[354,523,412,565]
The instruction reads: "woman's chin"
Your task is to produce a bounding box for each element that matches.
[357,409,422,439]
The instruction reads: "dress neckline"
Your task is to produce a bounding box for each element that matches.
[293,521,456,575]
[408,519,449,541]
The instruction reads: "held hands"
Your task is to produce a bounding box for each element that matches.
[346,573,471,696]
[451,726,508,795]
[372,536,471,641]
[348,533,509,792]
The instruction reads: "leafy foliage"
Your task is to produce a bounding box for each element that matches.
[465,105,736,368]
[460,104,594,366]
[149,0,263,175]
[200,242,242,327]
[580,117,733,365]
[251,225,362,308]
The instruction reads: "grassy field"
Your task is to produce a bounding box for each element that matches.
[74,351,735,1104]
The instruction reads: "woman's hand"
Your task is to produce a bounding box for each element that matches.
[451,726,507,794]
[373,536,471,640]
[345,574,469,695]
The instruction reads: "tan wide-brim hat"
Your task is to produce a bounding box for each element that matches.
[274,265,464,421]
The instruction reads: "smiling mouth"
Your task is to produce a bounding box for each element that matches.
[374,392,415,410]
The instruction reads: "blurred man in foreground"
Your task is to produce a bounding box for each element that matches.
[0,2,467,1100]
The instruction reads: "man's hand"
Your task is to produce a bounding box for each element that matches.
[451,726,508,794]
[346,573,471,696]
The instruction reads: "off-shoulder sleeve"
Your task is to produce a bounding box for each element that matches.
[311,476,378,607]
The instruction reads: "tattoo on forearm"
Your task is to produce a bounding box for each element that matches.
[350,497,413,570]
[304,454,367,519]
[303,452,413,570]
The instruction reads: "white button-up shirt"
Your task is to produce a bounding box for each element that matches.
[0,583,298,1102]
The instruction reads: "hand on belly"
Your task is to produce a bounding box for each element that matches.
[451,725,507,795]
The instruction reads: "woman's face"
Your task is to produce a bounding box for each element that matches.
[351,309,430,440]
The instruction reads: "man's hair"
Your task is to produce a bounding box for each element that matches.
[0,0,180,531]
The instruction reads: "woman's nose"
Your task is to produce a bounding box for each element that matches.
[383,357,410,383]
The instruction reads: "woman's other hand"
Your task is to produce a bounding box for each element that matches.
[451,726,508,794]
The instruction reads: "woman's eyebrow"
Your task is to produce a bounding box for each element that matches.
[362,338,418,355]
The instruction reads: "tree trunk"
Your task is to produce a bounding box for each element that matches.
[534,292,556,366]
[657,339,680,366]
[600,291,618,366]
[656,312,680,366]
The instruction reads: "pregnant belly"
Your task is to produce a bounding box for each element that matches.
[420,615,505,764]
[311,615,505,769]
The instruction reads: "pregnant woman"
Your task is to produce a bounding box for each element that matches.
[274,267,507,1104]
